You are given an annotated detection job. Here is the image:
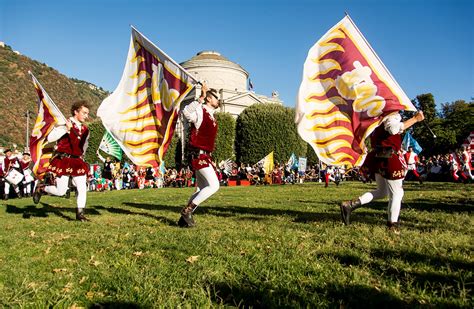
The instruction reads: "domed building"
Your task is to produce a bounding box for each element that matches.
[180,50,283,118]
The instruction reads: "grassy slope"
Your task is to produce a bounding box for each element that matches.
[0,182,472,308]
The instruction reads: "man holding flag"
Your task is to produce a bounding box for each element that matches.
[179,83,221,228]
[296,15,427,233]
[33,100,92,222]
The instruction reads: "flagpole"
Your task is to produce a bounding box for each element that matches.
[130,25,199,84]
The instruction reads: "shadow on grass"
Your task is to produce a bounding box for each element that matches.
[89,302,142,309]
[91,205,177,226]
[370,247,474,272]
[122,202,362,226]
[318,249,471,302]
[209,280,409,308]
[5,202,100,221]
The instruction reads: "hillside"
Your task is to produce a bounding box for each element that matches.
[0,43,110,150]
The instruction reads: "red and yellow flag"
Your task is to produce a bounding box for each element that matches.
[296,15,416,167]
[97,27,195,167]
[29,71,67,178]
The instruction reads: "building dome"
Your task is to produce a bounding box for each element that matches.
[181,51,248,92]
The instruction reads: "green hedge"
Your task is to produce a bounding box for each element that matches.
[235,104,307,164]
[213,112,236,163]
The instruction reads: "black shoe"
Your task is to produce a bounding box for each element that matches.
[64,189,70,199]
[340,201,352,225]
[3,194,8,200]
[178,216,191,227]
[76,209,89,222]
[340,199,362,225]
[180,203,196,227]
[32,186,44,204]
[387,222,400,235]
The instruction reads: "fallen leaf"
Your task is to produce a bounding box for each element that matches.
[133,251,144,257]
[186,255,199,264]
[85,291,94,299]
[52,268,67,273]
[45,247,51,254]
[62,282,73,293]
[29,231,36,237]
[79,276,87,284]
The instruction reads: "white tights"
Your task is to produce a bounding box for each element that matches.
[358,173,404,223]
[188,166,220,209]
[44,175,87,209]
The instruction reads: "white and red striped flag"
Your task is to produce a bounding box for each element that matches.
[296,15,416,167]
[98,27,196,167]
[29,71,67,178]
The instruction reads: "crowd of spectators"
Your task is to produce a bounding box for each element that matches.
[0,145,472,200]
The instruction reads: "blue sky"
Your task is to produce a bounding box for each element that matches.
[1,0,472,109]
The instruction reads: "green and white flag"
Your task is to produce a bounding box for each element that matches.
[99,131,122,160]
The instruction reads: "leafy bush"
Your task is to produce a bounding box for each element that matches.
[235,104,307,164]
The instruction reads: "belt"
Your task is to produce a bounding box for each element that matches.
[56,152,80,159]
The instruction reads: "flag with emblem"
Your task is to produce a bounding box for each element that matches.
[98,131,123,161]
[97,27,196,167]
[295,15,416,168]
[28,71,67,178]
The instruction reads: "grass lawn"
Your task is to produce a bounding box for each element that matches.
[0,181,472,308]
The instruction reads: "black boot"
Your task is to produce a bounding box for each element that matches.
[340,199,362,225]
[387,221,400,235]
[76,208,89,222]
[179,202,197,227]
[32,184,45,204]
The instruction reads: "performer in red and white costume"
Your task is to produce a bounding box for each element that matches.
[460,146,473,180]
[178,84,220,227]
[20,152,35,197]
[340,111,424,233]
[448,149,466,182]
[404,146,422,183]
[3,148,23,199]
[33,101,91,221]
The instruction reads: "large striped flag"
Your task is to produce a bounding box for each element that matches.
[29,71,67,178]
[97,27,196,167]
[296,15,416,167]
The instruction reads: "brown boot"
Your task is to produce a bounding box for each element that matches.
[76,208,89,222]
[340,199,362,225]
[179,202,197,227]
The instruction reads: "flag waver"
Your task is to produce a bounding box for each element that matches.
[98,27,195,167]
[296,15,416,167]
[29,72,67,178]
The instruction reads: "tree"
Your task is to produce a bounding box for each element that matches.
[235,104,306,164]
[413,93,437,123]
[440,100,474,145]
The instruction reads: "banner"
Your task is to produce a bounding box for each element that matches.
[287,153,298,170]
[257,152,274,174]
[28,71,67,178]
[298,157,307,173]
[99,131,122,160]
[98,27,195,167]
[402,131,423,154]
[296,15,416,167]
